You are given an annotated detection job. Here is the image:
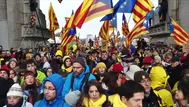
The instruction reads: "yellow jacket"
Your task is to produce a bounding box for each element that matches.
[108,94,127,107]
[150,66,174,107]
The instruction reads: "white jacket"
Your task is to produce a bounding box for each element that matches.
[4,99,33,107]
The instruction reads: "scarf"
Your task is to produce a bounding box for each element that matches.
[25,84,38,105]
[61,65,72,73]
[82,94,106,107]
[7,98,23,107]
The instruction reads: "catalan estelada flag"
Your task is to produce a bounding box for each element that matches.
[60,28,76,53]
[85,0,113,22]
[99,20,111,41]
[122,13,129,37]
[109,15,117,31]
[132,0,153,23]
[48,2,59,32]
[126,16,149,46]
[170,17,189,46]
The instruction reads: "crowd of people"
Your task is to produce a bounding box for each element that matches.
[0,41,189,107]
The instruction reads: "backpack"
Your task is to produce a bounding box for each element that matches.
[70,72,91,91]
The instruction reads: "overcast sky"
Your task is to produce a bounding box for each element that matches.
[40,0,158,39]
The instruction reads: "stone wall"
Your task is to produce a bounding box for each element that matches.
[179,0,189,33]
[0,0,50,49]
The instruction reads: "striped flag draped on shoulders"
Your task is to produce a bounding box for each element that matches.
[132,0,153,23]
[169,17,189,46]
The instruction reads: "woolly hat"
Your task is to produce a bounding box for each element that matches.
[73,57,86,69]
[26,53,31,59]
[7,83,23,97]
[126,65,142,80]
[0,65,10,76]
[134,71,150,83]
[55,50,63,57]
[171,56,180,63]
[9,58,17,63]
[24,71,35,79]
[93,62,106,74]
[65,90,81,106]
[143,56,153,64]
[111,63,124,74]
[154,55,161,62]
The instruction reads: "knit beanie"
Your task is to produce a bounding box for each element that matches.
[24,71,35,79]
[111,63,124,74]
[134,71,150,83]
[7,83,23,97]
[65,90,81,106]
[9,58,17,63]
[143,56,153,64]
[55,50,63,57]
[0,65,10,76]
[93,62,106,73]
[73,57,86,69]
[154,55,161,62]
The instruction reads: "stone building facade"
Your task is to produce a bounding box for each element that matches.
[0,0,50,50]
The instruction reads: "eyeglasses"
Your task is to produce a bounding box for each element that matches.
[44,87,55,91]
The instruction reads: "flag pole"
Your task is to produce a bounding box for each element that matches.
[52,29,56,45]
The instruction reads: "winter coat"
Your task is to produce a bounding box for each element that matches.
[166,64,182,89]
[150,66,175,107]
[0,78,14,107]
[34,74,65,107]
[3,99,33,107]
[62,64,96,107]
[143,88,160,107]
[108,94,127,107]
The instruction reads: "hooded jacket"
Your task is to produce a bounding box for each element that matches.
[34,74,65,107]
[61,56,73,76]
[62,64,96,107]
[108,94,127,107]
[150,66,174,107]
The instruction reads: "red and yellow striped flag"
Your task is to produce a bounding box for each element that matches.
[122,13,129,37]
[126,17,149,46]
[48,2,59,31]
[132,0,153,23]
[170,17,189,46]
[66,0,93,28]
[99,20,111,41]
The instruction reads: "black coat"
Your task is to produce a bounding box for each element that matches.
[166,64,183,89]
[0,77,14,107]
[143,89,160,107]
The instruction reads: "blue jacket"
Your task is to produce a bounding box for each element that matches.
[62,64,96,107]
[34,74,65,107]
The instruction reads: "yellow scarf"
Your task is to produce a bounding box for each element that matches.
[108,94,127,107]
[61,65,72,73]
[82,94,106,107]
